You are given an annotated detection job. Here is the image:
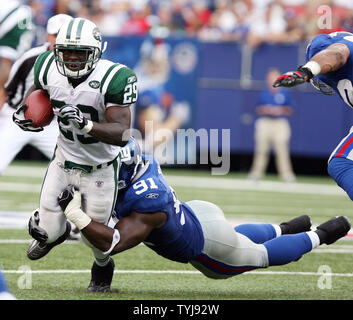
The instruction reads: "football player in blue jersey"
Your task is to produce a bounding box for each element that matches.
[57,137,350,292]
[273,31,353,208]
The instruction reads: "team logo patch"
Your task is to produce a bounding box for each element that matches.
[89,80,100,89]
[145,193,159,199]
[127,75,136,84]
[92,27,102,41]
[95,181,104,188]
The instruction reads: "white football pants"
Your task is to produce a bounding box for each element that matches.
[39,147,120,262]
[187,200,269,279]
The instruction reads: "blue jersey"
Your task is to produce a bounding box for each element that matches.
[306,32,353,108]
[114,156,204,263]
[257,88,292,118]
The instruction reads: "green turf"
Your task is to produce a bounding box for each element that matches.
[1,161,353,300]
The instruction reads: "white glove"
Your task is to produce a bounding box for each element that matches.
[57,104,93,133]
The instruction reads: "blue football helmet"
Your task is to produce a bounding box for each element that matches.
[118,137,144,190]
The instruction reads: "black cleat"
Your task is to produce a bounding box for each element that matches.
[280,215,312,234]
[27,221,71,260]
[87,258,115,293]
[315,216,351,245]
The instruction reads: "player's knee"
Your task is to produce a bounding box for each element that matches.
[328,157,353,201]
[327,157,351,183]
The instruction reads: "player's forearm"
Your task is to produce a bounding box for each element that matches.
[81,217,148,255]
[81,220,117,253]
[310,44,349,75]
[88,122,130,146]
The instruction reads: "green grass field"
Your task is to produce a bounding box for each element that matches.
[1,160,353,301]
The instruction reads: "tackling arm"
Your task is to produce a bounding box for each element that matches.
[58,187,166,254]
[273,43,350,88]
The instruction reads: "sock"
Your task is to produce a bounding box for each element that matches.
[263,232,318,266]
[95,256,111,267]
[235,223,281,244]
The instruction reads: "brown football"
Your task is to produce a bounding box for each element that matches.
[24,89,54,127]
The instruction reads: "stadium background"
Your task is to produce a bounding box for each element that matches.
[18,0,353,176]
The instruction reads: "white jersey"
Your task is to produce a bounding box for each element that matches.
[0,0,33,60]
[5,42,49,109]
[34,50,138,166]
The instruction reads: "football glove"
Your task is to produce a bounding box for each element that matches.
[273,67,314,88]
[57,104,89,130]
[12,104,44,132]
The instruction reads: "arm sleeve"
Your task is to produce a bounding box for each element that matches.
[33,51,52,89]
[105,66,138,106]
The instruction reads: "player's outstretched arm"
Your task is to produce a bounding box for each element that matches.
[273,43,350,88]
[58,186,166,254]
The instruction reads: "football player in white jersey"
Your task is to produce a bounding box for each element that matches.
[0,0,34,114]
[12,18,138,271]
[0,14,72,176]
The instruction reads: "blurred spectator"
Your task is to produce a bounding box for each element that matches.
[245,0,288,48]
[198,0,244,41]
[120,2,151,35]
[183,0,212,36]
[248,68,296,183]
[133,39,191,162]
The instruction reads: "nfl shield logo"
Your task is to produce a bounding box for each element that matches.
[95,181,104,188]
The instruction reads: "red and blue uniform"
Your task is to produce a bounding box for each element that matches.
[306,32,353,200]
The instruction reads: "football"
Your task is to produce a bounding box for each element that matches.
[24,89,54,127]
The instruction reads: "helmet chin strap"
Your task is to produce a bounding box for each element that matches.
[102,41,108,54]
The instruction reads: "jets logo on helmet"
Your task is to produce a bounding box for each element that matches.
[53,18,106,79]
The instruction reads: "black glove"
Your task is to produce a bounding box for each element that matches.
[57,104,88,130]
[273,67,314,88]
[12,104,44,132]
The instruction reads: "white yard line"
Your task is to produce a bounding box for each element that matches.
[1,238,353,253]
[1,165,346,196]
[2,269,353,277]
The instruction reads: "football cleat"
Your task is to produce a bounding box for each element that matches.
[315,216,351,245]
[27,221,71,260]
[280,215,312,234]
[87,258,115,293]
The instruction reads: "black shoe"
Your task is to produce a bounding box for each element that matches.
[27,221,71,260]
[87,258,115,293]
[315,216,351,245]
[280,215,312,234]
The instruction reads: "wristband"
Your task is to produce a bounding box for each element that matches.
[81,119,93,133]
[302,61,321,76]
[65,205,92,230]
[103,229,121,255]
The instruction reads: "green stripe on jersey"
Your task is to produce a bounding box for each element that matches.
[100,64,120,93]
[43,54,55,85]
[34,50,52,89]
[105,67,137,105]
[0,5,20,27]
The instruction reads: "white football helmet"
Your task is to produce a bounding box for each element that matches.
[53,18,106,79]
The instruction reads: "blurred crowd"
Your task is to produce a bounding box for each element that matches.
[27,0,353,46]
